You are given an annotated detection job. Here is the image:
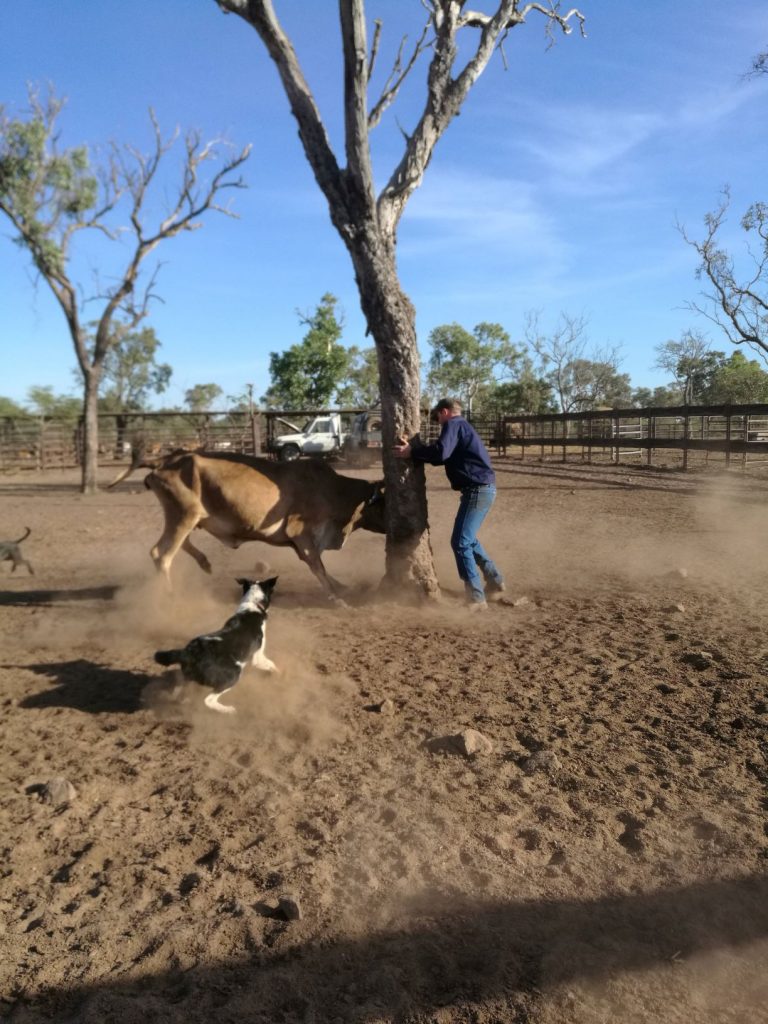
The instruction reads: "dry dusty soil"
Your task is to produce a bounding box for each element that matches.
[1,457,768,1024]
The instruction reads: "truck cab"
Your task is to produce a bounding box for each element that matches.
[269,413,346,462]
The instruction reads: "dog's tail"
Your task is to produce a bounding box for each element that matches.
[154,649,183,667]
[13,527,31,545]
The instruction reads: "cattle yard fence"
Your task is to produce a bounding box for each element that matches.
[497,404,768,471]
[3,403,768,474]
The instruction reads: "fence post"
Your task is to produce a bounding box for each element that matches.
[683,410,690,471]
[251,412,261,456]
[742,408,748,471]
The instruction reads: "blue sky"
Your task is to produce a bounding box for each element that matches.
[1,1,766,408]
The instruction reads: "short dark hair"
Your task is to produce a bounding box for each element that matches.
[430,397,462,421]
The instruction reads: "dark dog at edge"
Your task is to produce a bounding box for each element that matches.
[154,577,278,714]
[0,527,34,575]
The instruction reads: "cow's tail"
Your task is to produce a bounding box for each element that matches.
[154,649,183,667]
[12,527,31,545]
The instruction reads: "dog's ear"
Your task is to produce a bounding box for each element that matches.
[259,576,279,594]
[236,577,256,593]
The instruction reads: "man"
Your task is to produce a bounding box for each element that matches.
[393,397,505,609]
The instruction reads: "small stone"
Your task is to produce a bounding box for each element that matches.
[452,728,493,757]
[512,596,531,608]
[667,603,686,613]
[375,699,396,716]
[41,778,77,806]
[278,893,302,921]
[522,750,562,776]
[656,683,678,695]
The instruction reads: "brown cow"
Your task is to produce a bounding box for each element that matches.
[109,450,385,599]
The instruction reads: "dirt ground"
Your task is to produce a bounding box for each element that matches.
[1,457,768,1024]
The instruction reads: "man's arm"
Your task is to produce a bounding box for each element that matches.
[393,420,459,464]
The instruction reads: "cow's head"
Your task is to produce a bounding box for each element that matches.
[358,480,386,533]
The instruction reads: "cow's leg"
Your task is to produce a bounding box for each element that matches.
[181,537,212,574]
[291,537,346,604]
[204,688,237,715]
[150,513,201,583]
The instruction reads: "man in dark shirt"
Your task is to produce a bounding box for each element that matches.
[393,397,505,609]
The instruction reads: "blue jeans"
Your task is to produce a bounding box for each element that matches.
[450,484,503,603]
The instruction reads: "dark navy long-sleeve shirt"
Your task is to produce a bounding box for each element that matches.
[409,416,495,491]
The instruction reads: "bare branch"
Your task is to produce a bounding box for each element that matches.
[368,18,383,80]
[679,189,768,360]
[216,0,347,220]
[368,22,432,130]
[460,3,586,38]
[340,0,375,199]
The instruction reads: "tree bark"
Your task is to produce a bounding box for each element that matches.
[347,234,439,596]
[82,370,101,495]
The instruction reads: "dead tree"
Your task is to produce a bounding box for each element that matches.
[680,189,768,365]
[0,89,250,493]
[214,0,585,595]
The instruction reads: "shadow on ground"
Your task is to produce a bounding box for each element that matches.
[0,586,120,607]
[15,658,148,714]
[7,874,768,1022]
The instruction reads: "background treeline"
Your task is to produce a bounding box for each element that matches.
[4,297,768,424]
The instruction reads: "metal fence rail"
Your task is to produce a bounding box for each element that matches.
[498,404,768,470]
[3,403,768,473]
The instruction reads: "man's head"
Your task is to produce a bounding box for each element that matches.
[430,397,462,424]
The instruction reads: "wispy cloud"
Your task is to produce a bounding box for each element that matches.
[522,106,664,178]
[400,169,572,269]
[676,78,767,129]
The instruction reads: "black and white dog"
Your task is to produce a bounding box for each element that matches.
[154,577,278,714]
[0,527,34,575]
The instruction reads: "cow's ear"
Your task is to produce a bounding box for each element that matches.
[236,577,256,592]
[260,576,279,593]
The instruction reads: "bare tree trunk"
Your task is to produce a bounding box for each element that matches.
[81,371,100,495]
[350,240,439,596]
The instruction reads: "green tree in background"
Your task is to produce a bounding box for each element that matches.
[0,86,249,493]
[654,331,714,404]
[0,396,28,417]
[184,383,224,411]
[699,350,768,404]
[336,346,380,408]
[630,385,683,408]
[527,311,627,413]
[79,324,172,456]
[425,322,520,419]
[93,326,172,413]
[483,356,557,416]
[26,386,81,420]
[263,294,349,408]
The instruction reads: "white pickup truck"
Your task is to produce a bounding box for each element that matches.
[269,413,347,462]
